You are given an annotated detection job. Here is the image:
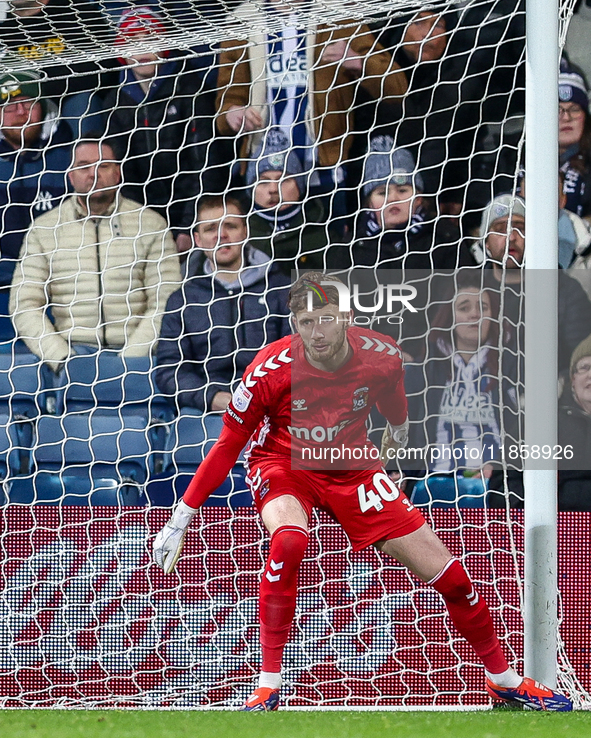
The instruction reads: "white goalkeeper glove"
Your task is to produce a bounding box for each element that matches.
[380,418,409,464]
[153,499,197,574]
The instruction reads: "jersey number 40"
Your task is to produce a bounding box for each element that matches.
[357,472,401,513]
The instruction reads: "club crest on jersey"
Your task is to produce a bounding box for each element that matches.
[352,387,369,412]
[232,381,253,412]
[292,398,307,412]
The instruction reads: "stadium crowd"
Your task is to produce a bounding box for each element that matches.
[0,0,590,509]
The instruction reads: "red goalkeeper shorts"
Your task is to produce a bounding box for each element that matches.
[246,459,425,551]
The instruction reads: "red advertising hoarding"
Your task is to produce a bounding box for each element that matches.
[0,507,586,708]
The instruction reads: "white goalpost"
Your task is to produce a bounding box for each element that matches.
[0,0,588,710]
[523,0,558,691]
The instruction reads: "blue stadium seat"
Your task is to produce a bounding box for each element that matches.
[146,409,250,508]
[57,353,167,415]
[0,414,23,505]
[0,352,46,418]
[9,414,149,505]
[57,353,173,472]
[0,353,48,475]
[410,475,487,508]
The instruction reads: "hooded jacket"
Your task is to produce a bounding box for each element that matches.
[0,106,73,287]
[156,246,291,412]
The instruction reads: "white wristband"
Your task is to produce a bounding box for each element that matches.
[170,499,198,530]
[387,418,409,450]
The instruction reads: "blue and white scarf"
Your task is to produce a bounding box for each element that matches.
[560,144,587,217]
[431,346,502,473]
[254,201,303,231]
[266,19,311,167]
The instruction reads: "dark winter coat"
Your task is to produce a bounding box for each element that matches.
[156,246,291,412]
[560,145,591,220]
[0,112,73,287]
[485,266,591,509]
[327,212,473,271]
[247,199,329,276]
[489,388,591,511]
[104,53,227,230]
[326,214,474,356]
[385,48,482,203]
[370,4,525,204]
[556,389,591,510]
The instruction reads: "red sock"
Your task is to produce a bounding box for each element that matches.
[430,559,509,674]
[259,525,309,674]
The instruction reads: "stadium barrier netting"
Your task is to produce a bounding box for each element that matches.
[0,0,588,709]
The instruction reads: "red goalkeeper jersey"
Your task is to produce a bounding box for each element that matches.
[182,327,407,508]
[225,327,407,471]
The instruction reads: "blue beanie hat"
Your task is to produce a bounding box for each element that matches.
[245,128,304,194]
[361,136,424,198]
[559,67,589,111]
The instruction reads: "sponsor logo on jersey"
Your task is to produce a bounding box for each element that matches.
[352,387,369,412]
[292,398,307,411]
[287,419,350,442]
[232,381,253,412]
[226,406,244,424]
[259,478,270,500]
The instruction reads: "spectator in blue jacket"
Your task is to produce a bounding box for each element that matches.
[156,194,291,413]
[0,70,73,289]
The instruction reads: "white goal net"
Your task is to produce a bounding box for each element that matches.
[0,0,588,710]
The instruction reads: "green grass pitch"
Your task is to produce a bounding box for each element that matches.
[1,709,590,738]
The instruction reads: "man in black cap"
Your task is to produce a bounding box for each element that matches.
[0,69,73,291]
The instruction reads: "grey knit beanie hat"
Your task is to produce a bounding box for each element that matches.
[361,136,424,198]
[245,128,304,195]
[479,194,525,240]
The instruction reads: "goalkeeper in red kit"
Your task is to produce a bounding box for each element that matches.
[153,272,572,712]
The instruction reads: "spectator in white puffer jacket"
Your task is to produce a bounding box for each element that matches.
[10,135,181,372]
